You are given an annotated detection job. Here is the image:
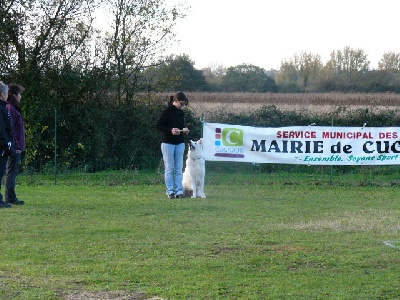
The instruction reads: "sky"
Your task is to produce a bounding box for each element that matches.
[163,0,400,70]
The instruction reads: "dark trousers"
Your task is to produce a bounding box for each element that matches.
[0,155,8,202]
[5,151,21,202]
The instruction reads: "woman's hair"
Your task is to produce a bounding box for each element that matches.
[169,91,188,106]
[8,83,24,95]
[0,81,8,95]
[7,83,25,110]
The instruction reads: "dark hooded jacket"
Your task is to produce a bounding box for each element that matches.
[7,102,26,151]
[0,100,14,155]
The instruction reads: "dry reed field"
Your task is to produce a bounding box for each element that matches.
[186,92,400,116]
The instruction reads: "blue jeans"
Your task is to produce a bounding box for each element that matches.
[161,143,185,196]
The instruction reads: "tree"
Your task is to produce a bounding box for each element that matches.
[321,46,370,91]
[0,0,99,169]
[202,64,227,92]
[141,54,208,92]
[358,70,400,92]
[276,52,322,92]
[297,52,322,90]
[378,52,400,71]
[0,0,96,80]
[103,0,185,106]
[221,64,278,92]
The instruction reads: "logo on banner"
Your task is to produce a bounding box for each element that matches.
[214,127,245,158]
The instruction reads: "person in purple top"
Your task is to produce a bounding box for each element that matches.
[6,83,26,205]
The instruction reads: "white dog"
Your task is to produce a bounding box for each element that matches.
[183,138,206,198]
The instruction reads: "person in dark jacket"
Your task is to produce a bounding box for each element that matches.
[6,83,26,205]
[156,92,190,199]
[0,82,15,208]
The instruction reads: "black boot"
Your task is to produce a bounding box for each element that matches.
[6,198,25,205]
[0,200,12,208]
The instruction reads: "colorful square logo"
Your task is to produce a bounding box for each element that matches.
[214,127,245,158]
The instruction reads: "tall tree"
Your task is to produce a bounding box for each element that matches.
[275,59,300,92]
[297,52,322,89]
[0,0,96,80]
[378,52,400,71]
[0,0,98,169]
[104,0,185,106]
[322,46,370,90]
[276,52,322,91]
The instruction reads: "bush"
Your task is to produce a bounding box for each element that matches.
[21,93,400,173]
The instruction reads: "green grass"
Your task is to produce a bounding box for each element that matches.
[1,171,400,299]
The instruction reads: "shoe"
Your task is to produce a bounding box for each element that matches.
[7,199,25,205]
[175,194,184,199]
[0,201,12,208]
[168,193,175,199]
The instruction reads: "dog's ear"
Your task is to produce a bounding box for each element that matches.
[198,138,203,144]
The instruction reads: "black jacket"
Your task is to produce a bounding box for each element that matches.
[156,104,186,145]
[0,100,15,155]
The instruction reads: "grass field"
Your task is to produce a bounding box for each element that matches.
[1,171,400,299]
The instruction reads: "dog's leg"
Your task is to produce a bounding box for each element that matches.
[198,177,206,198]
[191,177,197,198]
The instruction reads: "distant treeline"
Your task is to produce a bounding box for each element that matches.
[146,50,400,93]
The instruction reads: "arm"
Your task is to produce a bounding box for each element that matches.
[156,109,172,134]
[0,112,7,149]
[6,105,20,150]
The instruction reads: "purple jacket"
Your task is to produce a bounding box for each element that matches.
[6,104,26,151]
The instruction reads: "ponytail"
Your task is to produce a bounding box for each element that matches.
[168,92,188,106]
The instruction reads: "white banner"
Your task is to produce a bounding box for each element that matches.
[202,122,400,165]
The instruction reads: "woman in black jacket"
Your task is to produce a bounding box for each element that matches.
[156,92,189,199]
[0,82,14,208]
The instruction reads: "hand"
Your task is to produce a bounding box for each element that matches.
[171,128,180,135]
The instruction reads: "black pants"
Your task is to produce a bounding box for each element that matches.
[5,151,21,202]
[0,155,7,202]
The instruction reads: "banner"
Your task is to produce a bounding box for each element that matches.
[202,122,400,165]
